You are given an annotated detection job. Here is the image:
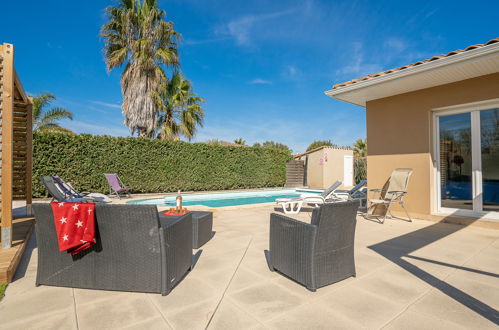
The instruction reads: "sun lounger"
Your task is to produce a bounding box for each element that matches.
[276,181,342,214]
[104,173,131,199]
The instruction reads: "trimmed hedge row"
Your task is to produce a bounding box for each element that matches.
[32,132,291,198]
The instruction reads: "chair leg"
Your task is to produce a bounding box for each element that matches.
[401,203,412,222]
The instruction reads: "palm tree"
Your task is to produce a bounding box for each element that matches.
[151,72,205,140]
[32,93,73,133]
[353,138,367,157]
[101,0,180,137]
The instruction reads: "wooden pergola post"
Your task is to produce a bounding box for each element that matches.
[1,44,14,249]
[0,43,32,250]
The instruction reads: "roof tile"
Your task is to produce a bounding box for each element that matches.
[333,38,499,89]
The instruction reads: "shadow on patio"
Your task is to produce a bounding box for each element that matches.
[368,213,499,325]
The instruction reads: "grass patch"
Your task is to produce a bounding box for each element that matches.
[0,283,7,301]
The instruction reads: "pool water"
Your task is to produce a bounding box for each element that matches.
[128,189,320,207]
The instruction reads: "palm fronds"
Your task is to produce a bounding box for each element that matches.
[31,93,73,133]
[101,0,181,137]
[151,72,205,140]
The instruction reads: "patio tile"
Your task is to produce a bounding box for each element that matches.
[207,297,265,329]
[163,298,219,329]
[406,289,498,329]
[0,308,77,330]
[228,282,304,322]
[383,310,466,330]
[226,267,268,293]
[271,273,355,300]
[121,316,172,330]
[0,286,73,322]
[354,265,430,305]
[74,287,135,306]
[316,285,403,329]
[149,277,221,313]
[76,294,159,329]
[266,303,364,330]
[441,274,499,310]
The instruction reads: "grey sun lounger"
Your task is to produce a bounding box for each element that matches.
[33,203,193,295]
[332,179,367,208]
[40,176,109,203]
[268,200,359,291]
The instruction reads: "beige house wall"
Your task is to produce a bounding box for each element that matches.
[297,147,353,189]
[366,72,499,220]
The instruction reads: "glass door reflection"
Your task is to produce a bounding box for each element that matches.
[439,113,473,209]
[480,109,499,212]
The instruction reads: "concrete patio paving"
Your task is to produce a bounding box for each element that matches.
[0,203,498,329]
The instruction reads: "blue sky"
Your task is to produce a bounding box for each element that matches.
[2,0,498,153]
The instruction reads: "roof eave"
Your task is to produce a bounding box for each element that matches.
[325,42,499,107]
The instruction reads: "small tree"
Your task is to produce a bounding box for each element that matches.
[353,138,367,157]
[205,139,223,145]
[234,138,246,145]
[262,141,292,154]
[306,140,333,152]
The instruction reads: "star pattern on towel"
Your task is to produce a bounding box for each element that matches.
[51,202,96,255]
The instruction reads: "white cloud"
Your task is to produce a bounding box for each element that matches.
[217,8,296,46]
[91,101,121,109]
[249,78,272,85]
[281,65,301,80]
[336,42,383,76]
[384,38,407,53]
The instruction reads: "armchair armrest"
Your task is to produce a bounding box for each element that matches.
[160,213,193,293]
[269,213,317,285]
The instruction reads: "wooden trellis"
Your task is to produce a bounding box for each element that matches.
[0,43,33,249]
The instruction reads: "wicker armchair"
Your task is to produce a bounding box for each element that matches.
[33,203,192,296]
[269,200,358,291]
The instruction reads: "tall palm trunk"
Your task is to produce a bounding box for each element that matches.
[121,63,160,137]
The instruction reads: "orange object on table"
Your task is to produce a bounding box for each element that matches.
[162,208,192,217]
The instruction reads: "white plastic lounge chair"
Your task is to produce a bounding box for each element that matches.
[276,181,342,214]
[333,180,368,208]
[365,168,413,223]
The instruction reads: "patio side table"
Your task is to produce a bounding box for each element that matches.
[159,211,213,249]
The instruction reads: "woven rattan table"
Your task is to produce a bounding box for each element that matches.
[159,211,213,249]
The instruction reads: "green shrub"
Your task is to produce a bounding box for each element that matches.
[0,283,6,301]
[354,157,367,184]
[32,132,291,198]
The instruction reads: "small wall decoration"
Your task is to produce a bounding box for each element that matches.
[319,152,328,166]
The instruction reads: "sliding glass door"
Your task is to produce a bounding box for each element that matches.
[436,107,499,214]
[480,109,499,212]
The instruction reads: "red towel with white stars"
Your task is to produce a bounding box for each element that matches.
[51,202,96,255]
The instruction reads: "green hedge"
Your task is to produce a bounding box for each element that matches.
[32,132,291,198]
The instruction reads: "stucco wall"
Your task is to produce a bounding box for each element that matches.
[366,72,499,220]
[323,148,354,189]
[297,147,353,189]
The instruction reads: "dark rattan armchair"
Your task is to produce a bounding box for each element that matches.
[269,200,359,291]
[33,203,193,295]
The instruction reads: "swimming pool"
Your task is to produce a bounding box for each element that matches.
[128,189,321,207]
